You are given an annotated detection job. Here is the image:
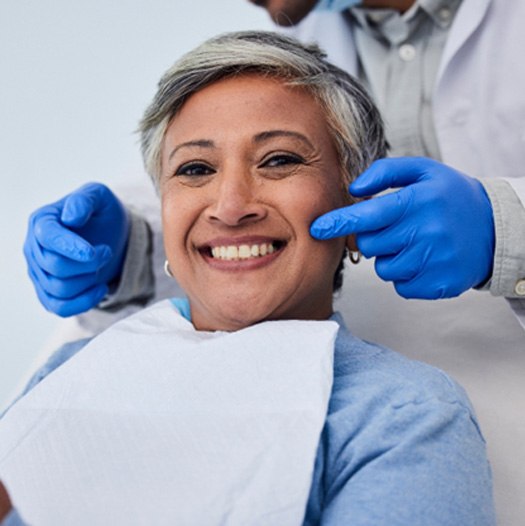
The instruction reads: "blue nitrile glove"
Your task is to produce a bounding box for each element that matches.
[23,182,130,317]
[310,157,495,299]
[315,0,361,11]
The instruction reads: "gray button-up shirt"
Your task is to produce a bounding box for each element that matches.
[349,0,462,159]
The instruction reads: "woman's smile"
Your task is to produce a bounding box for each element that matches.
[197,235,287,268]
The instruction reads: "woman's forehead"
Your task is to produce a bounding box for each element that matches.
[165,74,333,147]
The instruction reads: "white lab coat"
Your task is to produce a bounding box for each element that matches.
[285,0,525,192]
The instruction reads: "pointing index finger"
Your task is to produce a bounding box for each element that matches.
[350,157,435,197]
[310,190,409,239]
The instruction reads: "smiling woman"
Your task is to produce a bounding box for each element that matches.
[0,31,494,525]
[140,30,386,331]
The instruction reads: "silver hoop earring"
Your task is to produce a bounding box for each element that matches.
[164,260,173,278]
[349,251,361,265]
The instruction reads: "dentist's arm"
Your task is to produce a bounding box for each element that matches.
[311,157,495,299]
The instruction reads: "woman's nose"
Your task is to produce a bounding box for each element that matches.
[205,173,267,227]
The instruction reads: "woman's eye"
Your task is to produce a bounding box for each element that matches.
[261,154,304,169]
[175,162,214,177]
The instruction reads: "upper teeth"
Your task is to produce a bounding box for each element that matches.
[210,242,276,261]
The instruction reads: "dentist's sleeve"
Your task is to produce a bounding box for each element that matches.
[479,179,525,306]
[96,210,155,310]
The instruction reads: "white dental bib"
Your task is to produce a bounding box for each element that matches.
[0,300,337,525]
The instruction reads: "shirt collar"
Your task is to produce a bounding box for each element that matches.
[419,0,462,28]
[349,0,462,45]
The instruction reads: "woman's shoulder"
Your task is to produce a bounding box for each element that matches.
[1,338,92,418]
[331,313,476,417]
[310,316,493,525]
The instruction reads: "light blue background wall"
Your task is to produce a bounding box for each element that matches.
[0,0,273,410]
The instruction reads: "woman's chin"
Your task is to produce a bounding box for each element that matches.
[189,290,333,331]
[191,299,278,332]
[199,312,266,332]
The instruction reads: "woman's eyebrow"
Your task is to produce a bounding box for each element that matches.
[253,130,314,149]
[168,140,215,161]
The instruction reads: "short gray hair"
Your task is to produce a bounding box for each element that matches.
[139,30,387,191]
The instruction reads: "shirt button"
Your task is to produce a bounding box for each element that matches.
[399,44,416,62]
[515,279,525,296]
[438,7,452,23]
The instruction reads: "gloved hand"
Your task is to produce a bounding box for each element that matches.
[310,157,495,299]
[24,183,130,316]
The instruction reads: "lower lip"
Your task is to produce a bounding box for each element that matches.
[200,247,283,271]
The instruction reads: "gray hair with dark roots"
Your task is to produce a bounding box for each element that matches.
[139,30,387,192]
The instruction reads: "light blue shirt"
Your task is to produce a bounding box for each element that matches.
[0,510,25,526]
[2,303,495,525]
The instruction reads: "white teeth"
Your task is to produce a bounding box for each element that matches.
[208,242,279,261]
[238,245,251,259]
[226,246,238,259]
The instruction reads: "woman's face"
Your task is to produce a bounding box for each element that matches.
[161,74,347,331]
